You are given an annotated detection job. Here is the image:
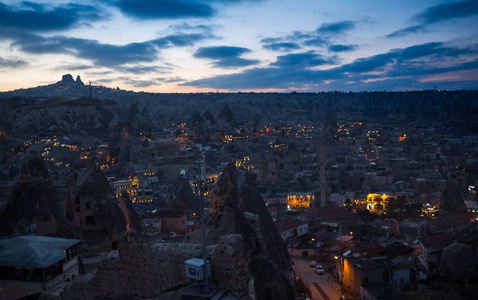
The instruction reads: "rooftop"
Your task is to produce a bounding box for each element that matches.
[385,242,415,259]
[302,206,358,222]
[276,217,306,233]
[0,234,80,268]
[419,231,452,248]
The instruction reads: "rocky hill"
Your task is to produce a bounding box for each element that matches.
[0,157,70,236]
[0,96,121,136]
[2,75,477,126]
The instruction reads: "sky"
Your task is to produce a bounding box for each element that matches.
[0,0,477,93]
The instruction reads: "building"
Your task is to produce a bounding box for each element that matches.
[366,193,396,213]
[156,210,188,234]
[287,192,314,210]
[0,235,81,297]
[338,256,384,299]
[418,231,453,271]
[111,177,138,201]
[329,192,355,206]
[276,217,308,242]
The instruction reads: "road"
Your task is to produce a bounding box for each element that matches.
[292,256,341,300]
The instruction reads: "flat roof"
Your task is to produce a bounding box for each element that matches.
[0,234,80,269]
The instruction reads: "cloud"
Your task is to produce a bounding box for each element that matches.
[183,51,341,89]
[194,46,259,68]
[317,21,355,35]
[166,23,214,33]
[183,43,478,91]
[260,37,283,44]
[114,0,214,19]
[126,80,161,88]
[415,0,478,25]
[386,25,423,38]
[116,65,173,74]
[328,44,357,52]
[156,76,186,83]
[2,29,210,69]
[271,51,338,68]
[112,0,264,20]
[303,37,328,47]
[398,42,476,61]
[0,57,27,68]
[340,52,398,73]
[52,64,93,71]
[260,22,354,51]
[94,78,114,84]
[0,1,103,32]
[152,33,213,48]
[10,35,159,67]
[263,42,301,52]
[388,0,478,38]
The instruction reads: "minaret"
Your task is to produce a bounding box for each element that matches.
[89,81,93,98]
[320,138,326,207]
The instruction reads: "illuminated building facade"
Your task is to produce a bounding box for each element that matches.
[366,193,395,214]
[235,156,254,172]
[287,193,314,210]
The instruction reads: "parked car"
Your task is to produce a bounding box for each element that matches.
[309,260,316,267]
[315,265,325,274]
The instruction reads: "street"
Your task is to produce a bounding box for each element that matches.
[292,256,341,300]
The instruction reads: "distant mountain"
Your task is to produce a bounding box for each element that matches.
[0,74,135,100]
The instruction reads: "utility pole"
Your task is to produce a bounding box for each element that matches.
[198,154,209,293]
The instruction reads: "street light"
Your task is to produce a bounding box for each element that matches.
[312,238,318,260]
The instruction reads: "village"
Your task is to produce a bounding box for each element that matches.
[0,91,477,299]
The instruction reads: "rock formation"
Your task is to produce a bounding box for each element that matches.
[65,163,127,251]
[188,110,204,125]
[203,110,215,124]
[283,142,302,171]
[59,74,75,84]
[0,157,69,236]
[201,163,297,300]
[75,75,84,85]
[119,191,143,234]
[171,175,201,213]
[218,104,236,124]
[439,224,478,300]
[439,182,471,226]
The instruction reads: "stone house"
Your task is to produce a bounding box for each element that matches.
[276,217,308,242]
[341,257,384,298]
[418,231,453,271]
[385,243,415,265]
[156,210,188,234]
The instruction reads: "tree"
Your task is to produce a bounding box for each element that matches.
[387,195,407,213]
[405,203,422,217]
[358,209,377,222]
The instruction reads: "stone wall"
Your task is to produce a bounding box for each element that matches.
[55,232,250,299]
